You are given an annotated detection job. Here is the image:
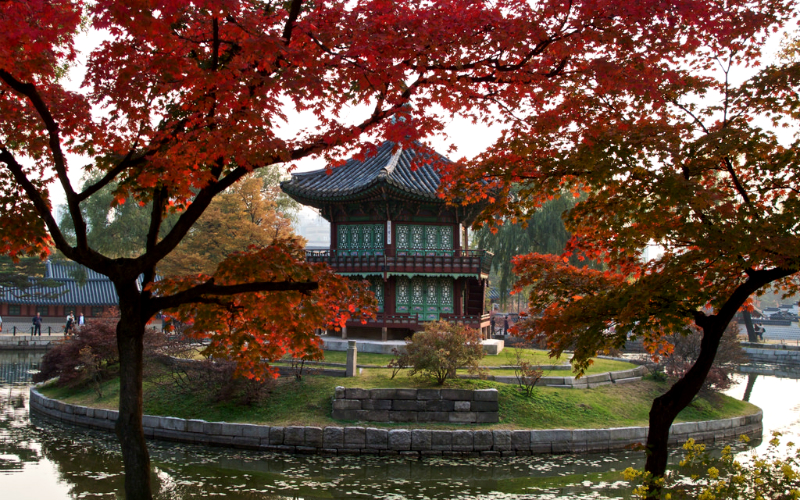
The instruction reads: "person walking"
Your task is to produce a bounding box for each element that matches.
[65,312,75,336]
[78,312,85,328]
[32,312,42,336]
[503,316,509,336]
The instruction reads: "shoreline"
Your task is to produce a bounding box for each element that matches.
[29,386,763,457]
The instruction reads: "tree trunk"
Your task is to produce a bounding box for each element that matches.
[644,320,726,489]
[742,310,758,342]
[115,283,153,500]
[743,373,757,402]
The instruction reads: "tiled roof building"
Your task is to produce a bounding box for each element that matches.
[281,141,493,341]
[0,261,119,320]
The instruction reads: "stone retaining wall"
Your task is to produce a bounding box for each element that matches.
[461,365,648,388]
[29,387,762,457]
[742,345,800,366]
[331,387,499,423]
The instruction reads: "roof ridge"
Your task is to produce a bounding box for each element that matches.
[380,146,403,178]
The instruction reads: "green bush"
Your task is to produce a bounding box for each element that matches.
[403,321,485,385]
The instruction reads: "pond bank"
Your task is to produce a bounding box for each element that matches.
[29,387,763,457]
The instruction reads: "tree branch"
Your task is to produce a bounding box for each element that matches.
[283,0,303,44]
[149,279,319,312]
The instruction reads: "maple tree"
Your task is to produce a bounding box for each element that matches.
[445,2,799,490]
[1,0,790,498]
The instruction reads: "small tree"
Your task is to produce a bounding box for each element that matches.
[511,348,544,397]
[405,321,485,385]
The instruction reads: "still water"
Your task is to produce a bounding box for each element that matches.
[0,350,797,499]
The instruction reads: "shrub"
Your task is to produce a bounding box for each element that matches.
[34,310,166,387]
[405,321,485,385]
[387,347,410,379]
[511,348,544,396]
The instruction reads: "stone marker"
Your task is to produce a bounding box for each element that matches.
[346,340,358,377]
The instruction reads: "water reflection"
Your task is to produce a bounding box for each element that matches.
[4,352,798,499]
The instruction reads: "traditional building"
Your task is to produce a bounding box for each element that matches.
[281,141,493,341]
[0,261,118,322]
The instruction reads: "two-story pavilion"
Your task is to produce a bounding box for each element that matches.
[281,141,493,341]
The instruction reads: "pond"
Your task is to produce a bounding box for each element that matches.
[0,350,796,499]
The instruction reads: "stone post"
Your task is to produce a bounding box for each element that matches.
[342,326,348,339]
[346,340,358,377]
[381,327,388,342]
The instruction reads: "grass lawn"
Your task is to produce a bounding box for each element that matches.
[316,347,631,375]
[40,358,758,431]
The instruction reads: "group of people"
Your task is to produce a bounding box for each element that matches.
[30,311,84,336]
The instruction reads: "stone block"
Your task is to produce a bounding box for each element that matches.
[416,389,441,400]
[95,409,107,420]
[476,412,499,423]
[335,386,346,399]
[492,430,512,451]
[454,401,471,412]
[608,427,644,444]
[423,400,454,412]
[387,411,417,422]
[671,422,698,436]
[411,429,431,451]
[511,430,531,450]
[106,410,119,421]
[417,412,449,422]
[470,401,498,412]
[333,399,363,410]
[303,427,323,448]
[204,422,223,435]
[232,436,261,449]
[143,415,161,429]
[473,389,499,402]
[323,427,344,448]
[370,388,397,400]
[449,412,477,423]
[364,410,389,421]
[441,389,473,401]
[366,428,389,449]
[393,399,424,411]
[430,431,452,451]
[345,388,370,399]
[531,429,572,446]
[269,426,285,445]
[473,430,493,451]
[332,409,367,421]
[162,417,187,432]
[452,430,473,451]
[395,388,418,400]
[221,423,245,437]
[362,399,392,410]
[344,426,366,448]
[389,429,412,450]
[283,426,305,446]
[187,419,206,434]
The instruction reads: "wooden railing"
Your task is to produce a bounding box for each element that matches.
[349,312,491,330]
[305,248,493,276]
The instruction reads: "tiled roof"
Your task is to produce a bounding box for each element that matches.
[0,261,119,306]
[281,141,449,202]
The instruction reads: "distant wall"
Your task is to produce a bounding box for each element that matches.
[30,387,762,457]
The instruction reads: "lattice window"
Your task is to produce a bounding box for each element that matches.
[425,278,438,306]
[397,225,409,251]
[338,225,349,250]
[425,227,438,251]
[440,226,453,250]
[362,225,372,249]
[440,278,454,313]
[373,224,384,250]
[396,278,409,304]
[411,225,424,252]
[411,277,424,305]
[370,277,384,311]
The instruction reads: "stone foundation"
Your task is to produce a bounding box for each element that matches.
[331,387,499,423]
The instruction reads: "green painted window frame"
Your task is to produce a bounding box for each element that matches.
[396,224,454,256]
[395,276,454,320]
[8,305,21,316]
[337,224,385,256]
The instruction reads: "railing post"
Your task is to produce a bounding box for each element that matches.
[13,326,15,336]
[48,326,51,335]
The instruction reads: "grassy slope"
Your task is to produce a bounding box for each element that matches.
[41,360,757,431]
